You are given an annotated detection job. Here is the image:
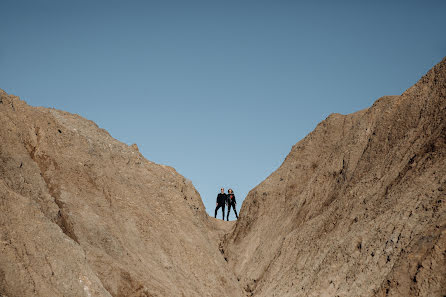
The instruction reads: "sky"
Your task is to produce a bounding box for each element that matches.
[1,0,445,220]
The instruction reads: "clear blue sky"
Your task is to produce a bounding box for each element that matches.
[1,0,445,219]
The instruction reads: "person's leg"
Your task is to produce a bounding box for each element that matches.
[233,204,238,219]
[215,204,221,218]
[221,205,225,220]
[226,204,231,221]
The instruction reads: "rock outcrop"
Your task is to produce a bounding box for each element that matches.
[223,58,446,296]
[0,90,243,297]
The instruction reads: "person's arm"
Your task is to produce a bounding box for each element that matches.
[234,195,237,204]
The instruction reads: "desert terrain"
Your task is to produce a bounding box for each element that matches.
[1,57,445,296]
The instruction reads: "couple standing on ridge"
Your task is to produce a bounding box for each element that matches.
[215,188,238,221]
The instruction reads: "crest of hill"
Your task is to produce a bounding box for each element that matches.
[0,90,244,297]
[223,57,446,297]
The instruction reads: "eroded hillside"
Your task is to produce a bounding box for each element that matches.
[223,58,446,296]
[0,91,243,297]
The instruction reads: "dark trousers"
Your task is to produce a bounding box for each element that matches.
[215,203,225,220]
[227,203,238,220]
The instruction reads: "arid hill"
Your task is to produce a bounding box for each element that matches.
[0,90,243,297]
[223,58,446,297]
[1,57,445,297]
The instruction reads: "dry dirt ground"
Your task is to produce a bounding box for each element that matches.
[1,57,445,297]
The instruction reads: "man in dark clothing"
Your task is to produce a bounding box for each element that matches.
[215,188,227,220]
[226,188,238,221]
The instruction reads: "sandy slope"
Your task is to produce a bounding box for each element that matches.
[223,58,446,296]
[0,92,243,297]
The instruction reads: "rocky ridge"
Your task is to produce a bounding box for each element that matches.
[223,57,446,297]
[0,90,243,297]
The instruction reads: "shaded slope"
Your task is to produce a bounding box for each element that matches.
[0,91,243,297]
[223,58,446,297]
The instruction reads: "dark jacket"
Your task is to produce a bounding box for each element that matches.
[227,193,236,205]
[216,193,227,205]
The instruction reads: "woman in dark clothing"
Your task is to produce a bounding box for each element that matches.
[226,188,238,221]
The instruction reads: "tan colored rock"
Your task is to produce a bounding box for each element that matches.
[223,58,446,297]
[0,89,243,297]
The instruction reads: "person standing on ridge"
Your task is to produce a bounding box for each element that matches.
[226,188,238,221]
[215,188,227,220]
